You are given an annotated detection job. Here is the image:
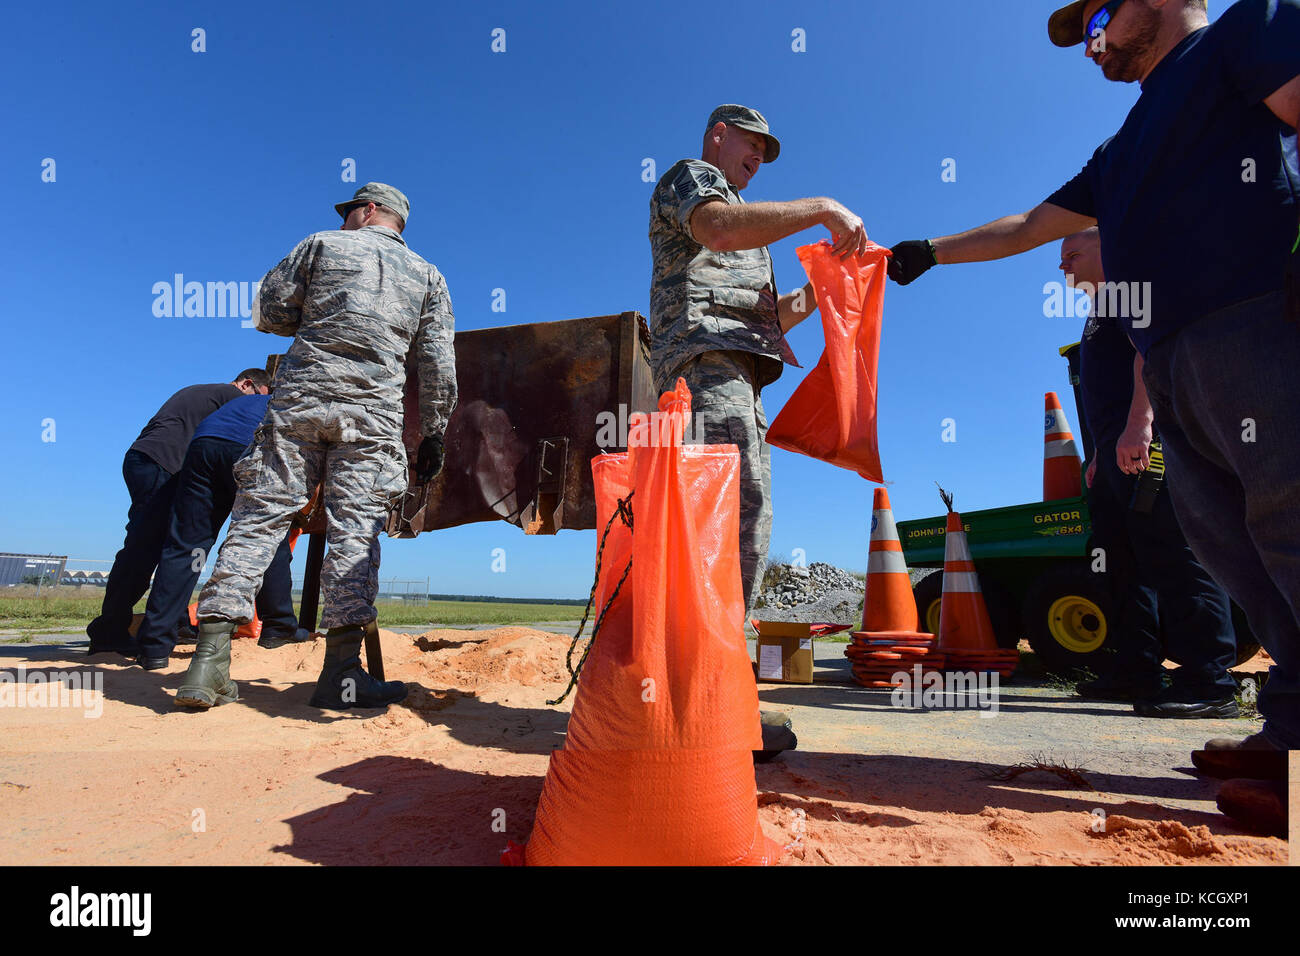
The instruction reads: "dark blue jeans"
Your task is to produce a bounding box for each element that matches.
[1143,290,1300,747]
[87,450,177,649]
[1088,439,1236,698]
[135,438,297,660]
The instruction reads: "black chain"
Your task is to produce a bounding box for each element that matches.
[547,491,635,706]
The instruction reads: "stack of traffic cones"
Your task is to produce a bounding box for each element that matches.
[845,488,944,687]
[1043,391,1082,500]
[934,488,1018,678]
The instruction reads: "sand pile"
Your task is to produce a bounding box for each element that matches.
[0,626,1287,866]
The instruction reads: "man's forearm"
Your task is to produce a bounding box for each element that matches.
[777,281,817,332]
[1126,352,1153,428]
[931,204,1095,265]
[693,198,830,252]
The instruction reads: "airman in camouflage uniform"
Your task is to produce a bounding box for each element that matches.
[178,182,457,712]
[649,105,870,615]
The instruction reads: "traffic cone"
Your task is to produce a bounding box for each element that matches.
[845,487,943,688]
[1043,392,1082,500]
[935,487,1017,677]
[861,487,919,632]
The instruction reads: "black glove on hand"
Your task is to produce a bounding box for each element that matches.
[887,239,938,286]
[415,434,445,482]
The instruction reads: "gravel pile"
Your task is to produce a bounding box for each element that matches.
[755,562,865,624]
[754,562,938,625]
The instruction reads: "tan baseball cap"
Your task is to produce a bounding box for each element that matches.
[334,182,410,222]
[1048,0,1092,47]
[706,104,780,163]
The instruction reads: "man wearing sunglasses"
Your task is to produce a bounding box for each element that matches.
[176,182,458,713]
[887,0,1299,836]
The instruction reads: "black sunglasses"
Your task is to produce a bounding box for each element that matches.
[1085,0,1125,44]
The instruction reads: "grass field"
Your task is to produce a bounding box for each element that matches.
[0,588,584,637]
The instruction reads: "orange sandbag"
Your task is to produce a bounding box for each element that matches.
[766,240,889,482]
[189,601,260,638]
[521,380,780,866]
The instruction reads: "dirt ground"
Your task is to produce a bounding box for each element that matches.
[0,628,1289,866]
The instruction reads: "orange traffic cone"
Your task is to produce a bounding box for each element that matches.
[1043,392,1082,500]
[861,487,918,632]
[935,488,1017,677]
[845,487,943,688]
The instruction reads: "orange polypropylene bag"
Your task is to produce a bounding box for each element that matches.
[766,240,889,482]
[521,380,780,866]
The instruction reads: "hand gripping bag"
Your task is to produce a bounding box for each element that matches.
[766,241,889,483]
[519,380,780,866]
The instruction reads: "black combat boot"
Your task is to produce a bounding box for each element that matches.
[308,625,406,710]
[175,620,239,709]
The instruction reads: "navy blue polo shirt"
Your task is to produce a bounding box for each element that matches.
[1045,0,1300,357]
[191,394,270,447]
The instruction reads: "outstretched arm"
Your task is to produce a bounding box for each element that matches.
[692,197,869,259]
[889,202,1096,285]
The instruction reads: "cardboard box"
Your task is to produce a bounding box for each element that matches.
[753,620,815,684]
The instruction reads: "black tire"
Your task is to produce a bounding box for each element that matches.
[981,577,1023,650]
[913,571,943,637]
[1022,563,1116,676]
[911,570,1022,649]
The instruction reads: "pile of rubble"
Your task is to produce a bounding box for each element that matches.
[755,562,865,623]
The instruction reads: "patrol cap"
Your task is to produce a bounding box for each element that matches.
[706,104,780,163]
[1048,0,1093,47]
[334,182,410,223]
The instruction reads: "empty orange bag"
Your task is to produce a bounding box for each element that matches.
[520,380,780,866]
[766,240,889,482]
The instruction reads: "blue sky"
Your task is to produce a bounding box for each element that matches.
[2,1,1152,598]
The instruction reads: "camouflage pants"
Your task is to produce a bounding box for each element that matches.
[197,397,408,629]
[662,350,772,613]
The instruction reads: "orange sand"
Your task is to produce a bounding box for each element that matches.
[0,628,1286,866]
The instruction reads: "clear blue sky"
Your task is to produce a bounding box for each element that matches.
[2,0,1156,598]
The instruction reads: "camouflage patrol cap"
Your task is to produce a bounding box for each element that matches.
[706,104,780,163]
[334,182,410,223]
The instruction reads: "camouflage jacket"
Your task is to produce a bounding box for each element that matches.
[253,224,457,437]
[648,158,794,391]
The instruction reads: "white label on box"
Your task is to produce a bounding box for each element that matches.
[758,643,784,680]
[798,638,812,650]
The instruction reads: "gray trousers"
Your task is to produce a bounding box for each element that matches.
[197,397,408,630]
[662,350,772,613]
[1142,291,1300,747]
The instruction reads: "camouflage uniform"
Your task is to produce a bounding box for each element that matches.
[197,223,456,628]
[649,158,793,611]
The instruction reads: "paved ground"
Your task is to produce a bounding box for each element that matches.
[752,640,1265,816]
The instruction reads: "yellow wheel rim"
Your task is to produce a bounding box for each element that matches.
[1047,595,1106,653]
[925,599,942,636]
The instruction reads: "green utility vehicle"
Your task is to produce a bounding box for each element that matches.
[895,345,1260,676]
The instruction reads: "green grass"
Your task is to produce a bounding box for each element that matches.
[374,600,581,628]
[0,592,119,634]
[0,588,582,636]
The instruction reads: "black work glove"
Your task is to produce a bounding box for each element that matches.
[887,239,938,286]
[415,434,445,482]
